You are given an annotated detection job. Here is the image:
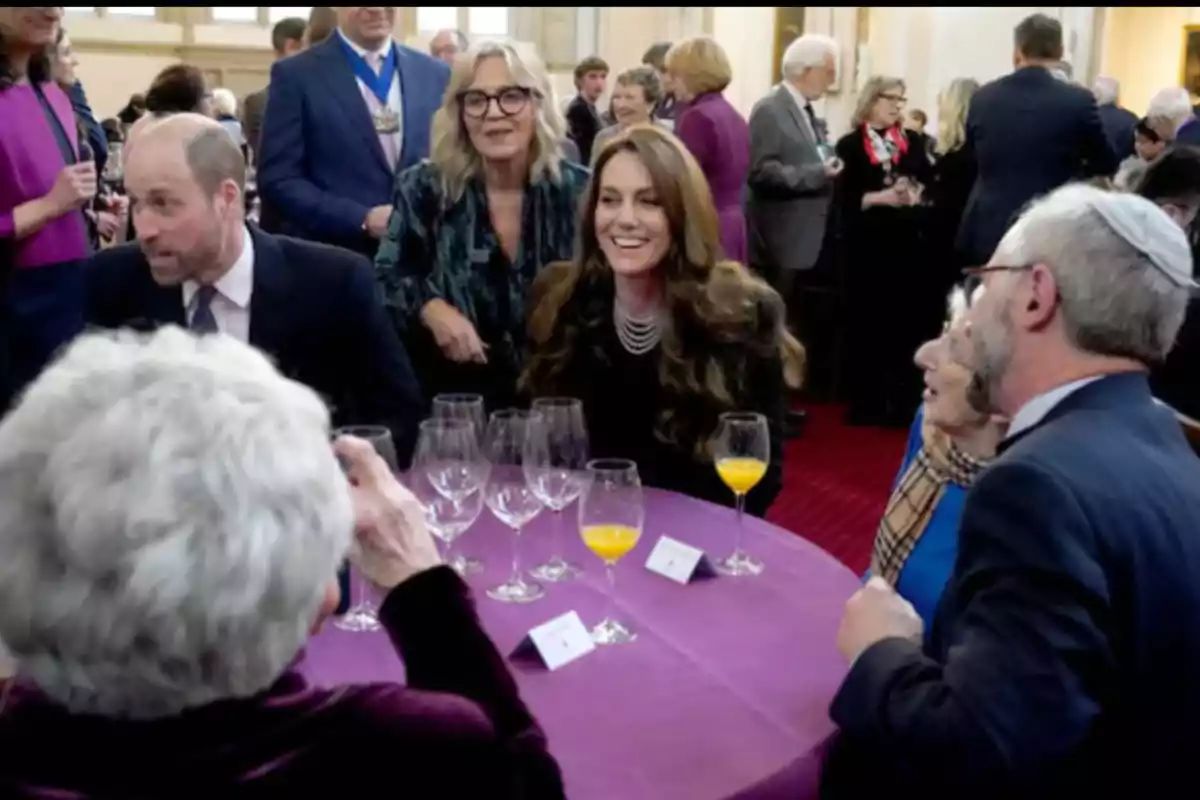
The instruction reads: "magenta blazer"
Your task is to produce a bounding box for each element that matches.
[674,92,750,264]
[0,81,89,269]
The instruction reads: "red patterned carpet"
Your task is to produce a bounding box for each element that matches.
[765,405,909,573]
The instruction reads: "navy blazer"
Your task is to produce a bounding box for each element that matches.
[84,226,424,466]
[823,373,1200,800]
[957,67,1117,265]
[1097,102,1138,162]
[257,35,449,249]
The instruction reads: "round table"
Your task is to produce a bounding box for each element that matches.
[302,488,860,800]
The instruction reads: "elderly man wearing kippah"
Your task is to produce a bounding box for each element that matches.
[822,184,1200,800]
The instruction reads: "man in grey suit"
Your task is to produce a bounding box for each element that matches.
[746,34,841,419]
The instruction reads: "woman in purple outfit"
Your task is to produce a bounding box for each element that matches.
[665,36,751,264]
[0,6,96,409]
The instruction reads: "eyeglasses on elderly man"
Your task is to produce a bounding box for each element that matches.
[0,327,565,797]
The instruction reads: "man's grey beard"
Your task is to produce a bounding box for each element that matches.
[966,317,1013,416]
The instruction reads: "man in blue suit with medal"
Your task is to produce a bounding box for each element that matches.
[257,6,450,257]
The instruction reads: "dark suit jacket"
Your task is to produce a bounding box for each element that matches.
[85,226,423,465]
[257,35,449,252]
[0,568,566,798]
[1153,297,1200,419]
[241,86,267,165]
[957,66,1117,265]
[822,373,1200,800]
[65,80,107,178]
[565,94,601,164]
[1097,102,1138,161]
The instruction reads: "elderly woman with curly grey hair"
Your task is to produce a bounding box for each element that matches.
[0,327,565,798]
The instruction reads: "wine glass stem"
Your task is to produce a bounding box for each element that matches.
[509,525,523,585]
[734,492,746,556]
[552,507,563,558]
[603,562,617,621]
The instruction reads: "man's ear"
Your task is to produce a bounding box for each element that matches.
[1022,264,1059,330]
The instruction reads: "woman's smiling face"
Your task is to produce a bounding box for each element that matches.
[913,287,989,435]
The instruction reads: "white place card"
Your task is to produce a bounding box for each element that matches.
[644,535,717,585]
[508,610,596,671]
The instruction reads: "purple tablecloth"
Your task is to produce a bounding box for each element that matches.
[301,488,859,800]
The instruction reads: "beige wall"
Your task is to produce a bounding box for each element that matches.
[1100,7,1199,117]
[74,51,179,118]
[67,9,284,118]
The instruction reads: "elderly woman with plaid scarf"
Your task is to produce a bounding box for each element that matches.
[868,284,1008,629]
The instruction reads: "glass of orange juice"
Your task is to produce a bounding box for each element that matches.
[578,458,644,645]
[712,411,769,576]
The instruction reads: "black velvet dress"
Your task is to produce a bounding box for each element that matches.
[834,125,938,428]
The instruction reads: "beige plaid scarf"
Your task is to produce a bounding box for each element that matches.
[870,425,989,585]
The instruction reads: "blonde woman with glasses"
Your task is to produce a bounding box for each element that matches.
[375,41,589,411]
[834,75,933,428]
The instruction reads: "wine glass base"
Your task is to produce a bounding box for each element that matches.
[591,617,637,645]
[448,554,484,575]
[334,605,382,632]
[530,556,582,582]
[486,577,545,603]
[716,550,764,577]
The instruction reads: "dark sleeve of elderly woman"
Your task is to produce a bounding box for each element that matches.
[373,566,566,797]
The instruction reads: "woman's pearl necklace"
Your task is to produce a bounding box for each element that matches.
[614,301,663,356]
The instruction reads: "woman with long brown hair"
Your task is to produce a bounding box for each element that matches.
[0,7,96,410]
[523,125,802,516]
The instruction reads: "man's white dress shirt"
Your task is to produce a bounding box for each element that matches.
[184,226,254,343]
[337,28,404,169]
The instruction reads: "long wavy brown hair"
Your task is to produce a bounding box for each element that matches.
[523,125,804,456]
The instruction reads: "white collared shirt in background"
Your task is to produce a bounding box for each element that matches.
[336,28,404,169]
[183,226,254,343]
[1006,376,1105,440]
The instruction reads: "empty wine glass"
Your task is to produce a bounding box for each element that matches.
[526,397,589,582]
[578,459,644,644]
[711,412,770,576]
[483,409,546,603]
[333,424,397,631]
[430,394,489,572]
[424,490,485,574]
[417,418,484,503]
[413,418,486,574]
[432,393,486,440]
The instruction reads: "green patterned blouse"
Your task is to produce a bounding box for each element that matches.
[374,159,590,376]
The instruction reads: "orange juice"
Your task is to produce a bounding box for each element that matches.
[581,524,641,563]
[716,457,768,495]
